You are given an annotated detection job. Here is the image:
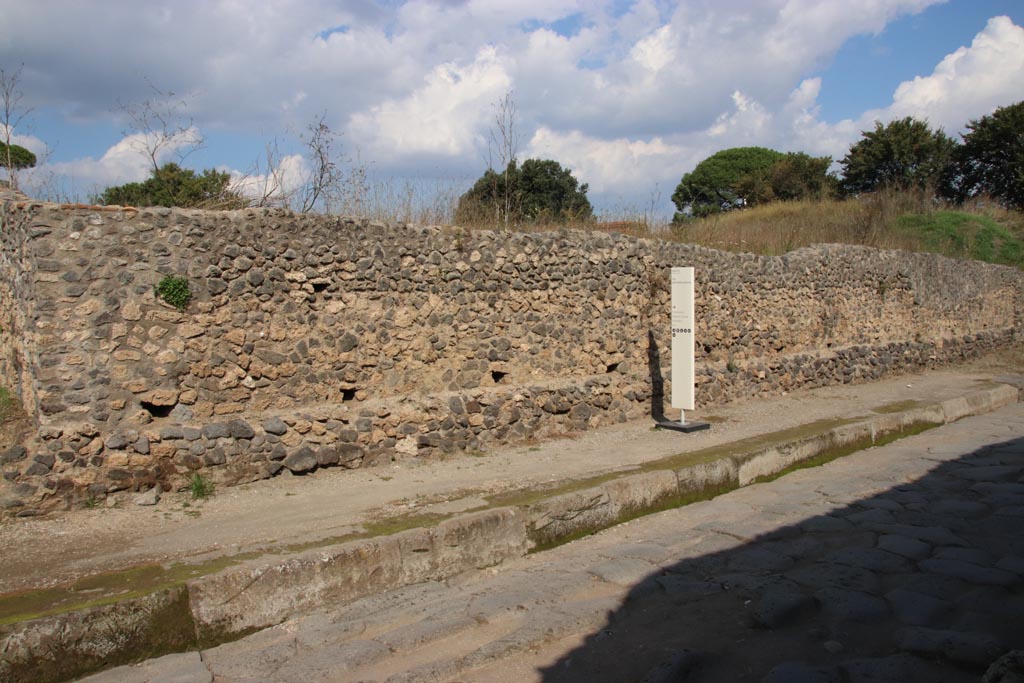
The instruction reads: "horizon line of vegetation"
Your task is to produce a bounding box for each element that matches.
[2,69,1021,267]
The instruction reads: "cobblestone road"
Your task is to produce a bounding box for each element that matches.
[82,403,1024,683]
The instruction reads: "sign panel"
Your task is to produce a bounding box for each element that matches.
[670,267,695,410]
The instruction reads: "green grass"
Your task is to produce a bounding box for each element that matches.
[188,474,214,500]
[896,211,1024,268]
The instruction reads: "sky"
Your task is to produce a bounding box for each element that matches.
[2,0,1023,219]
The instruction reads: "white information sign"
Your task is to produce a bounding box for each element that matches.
[670,267,695,411]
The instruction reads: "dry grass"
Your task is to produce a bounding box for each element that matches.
[671,190,931,255]
[350,177,465,226]
[37,166,1023,266]
[442,190,917,247]
[668,191,1023,266]
[447,190,1023,269]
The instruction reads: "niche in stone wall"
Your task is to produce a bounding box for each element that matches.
[140,400,175,418]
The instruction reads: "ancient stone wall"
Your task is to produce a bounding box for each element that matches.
[1,198,1021,514]
[0,198,40,419]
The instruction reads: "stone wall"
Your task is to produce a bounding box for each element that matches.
[0,196,40,419]
[1,198,1021,515]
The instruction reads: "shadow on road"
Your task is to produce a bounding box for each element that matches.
[537,436,1024,683]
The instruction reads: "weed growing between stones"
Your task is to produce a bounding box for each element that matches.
[189,474,213,500]
[154,275,192,311]
[83,493,99,509]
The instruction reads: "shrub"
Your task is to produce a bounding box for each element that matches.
[456,158,592,227]
[154,275,192,311]
[189,473,214,499]
[99,162,246,209]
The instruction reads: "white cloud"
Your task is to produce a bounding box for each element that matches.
[707,91,772,141]
[348,46,512,161]
[521,7,1024,218]
[524,126,700,213]
[3,2,1023,214]
[228,153,309,206]
[47,127,201,190]
[630,24,675,73]
[882,15,1024,131]
[784,14,1024,164]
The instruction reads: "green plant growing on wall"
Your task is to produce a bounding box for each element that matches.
[154,275,192,311]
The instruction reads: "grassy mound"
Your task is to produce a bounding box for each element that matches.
[896,211,1023,268]
[669,192,1023,268]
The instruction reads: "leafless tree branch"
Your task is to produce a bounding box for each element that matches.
[117,80,203,174]
[0,64,33,190]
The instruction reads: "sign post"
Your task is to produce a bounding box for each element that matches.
[657,267,709,433]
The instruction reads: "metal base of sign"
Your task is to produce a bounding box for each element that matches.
[655,419,710,433]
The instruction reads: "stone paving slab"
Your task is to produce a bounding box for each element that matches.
[72,402,1024,683]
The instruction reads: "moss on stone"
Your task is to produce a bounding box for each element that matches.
[752,419,940,484]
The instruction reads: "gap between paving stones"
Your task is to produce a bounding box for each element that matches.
[0,383,1018,683]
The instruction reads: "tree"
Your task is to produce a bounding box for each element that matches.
[98,162,244,208]
[517,158,592,221]
[0,141,35,170]
[1,64,34,190]
[240,112,365,214]
[456,158,592,224]
[295,112,343,213]
[946,101,1024,210]
[671,147,834,220]
[488,91,519,229]
[840,117,957,195]
[672,147,784,219]
[765,152,837,202]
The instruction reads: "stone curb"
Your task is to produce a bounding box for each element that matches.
[1,383,1018,683]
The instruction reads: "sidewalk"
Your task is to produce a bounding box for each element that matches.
[1,353,1022,682]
